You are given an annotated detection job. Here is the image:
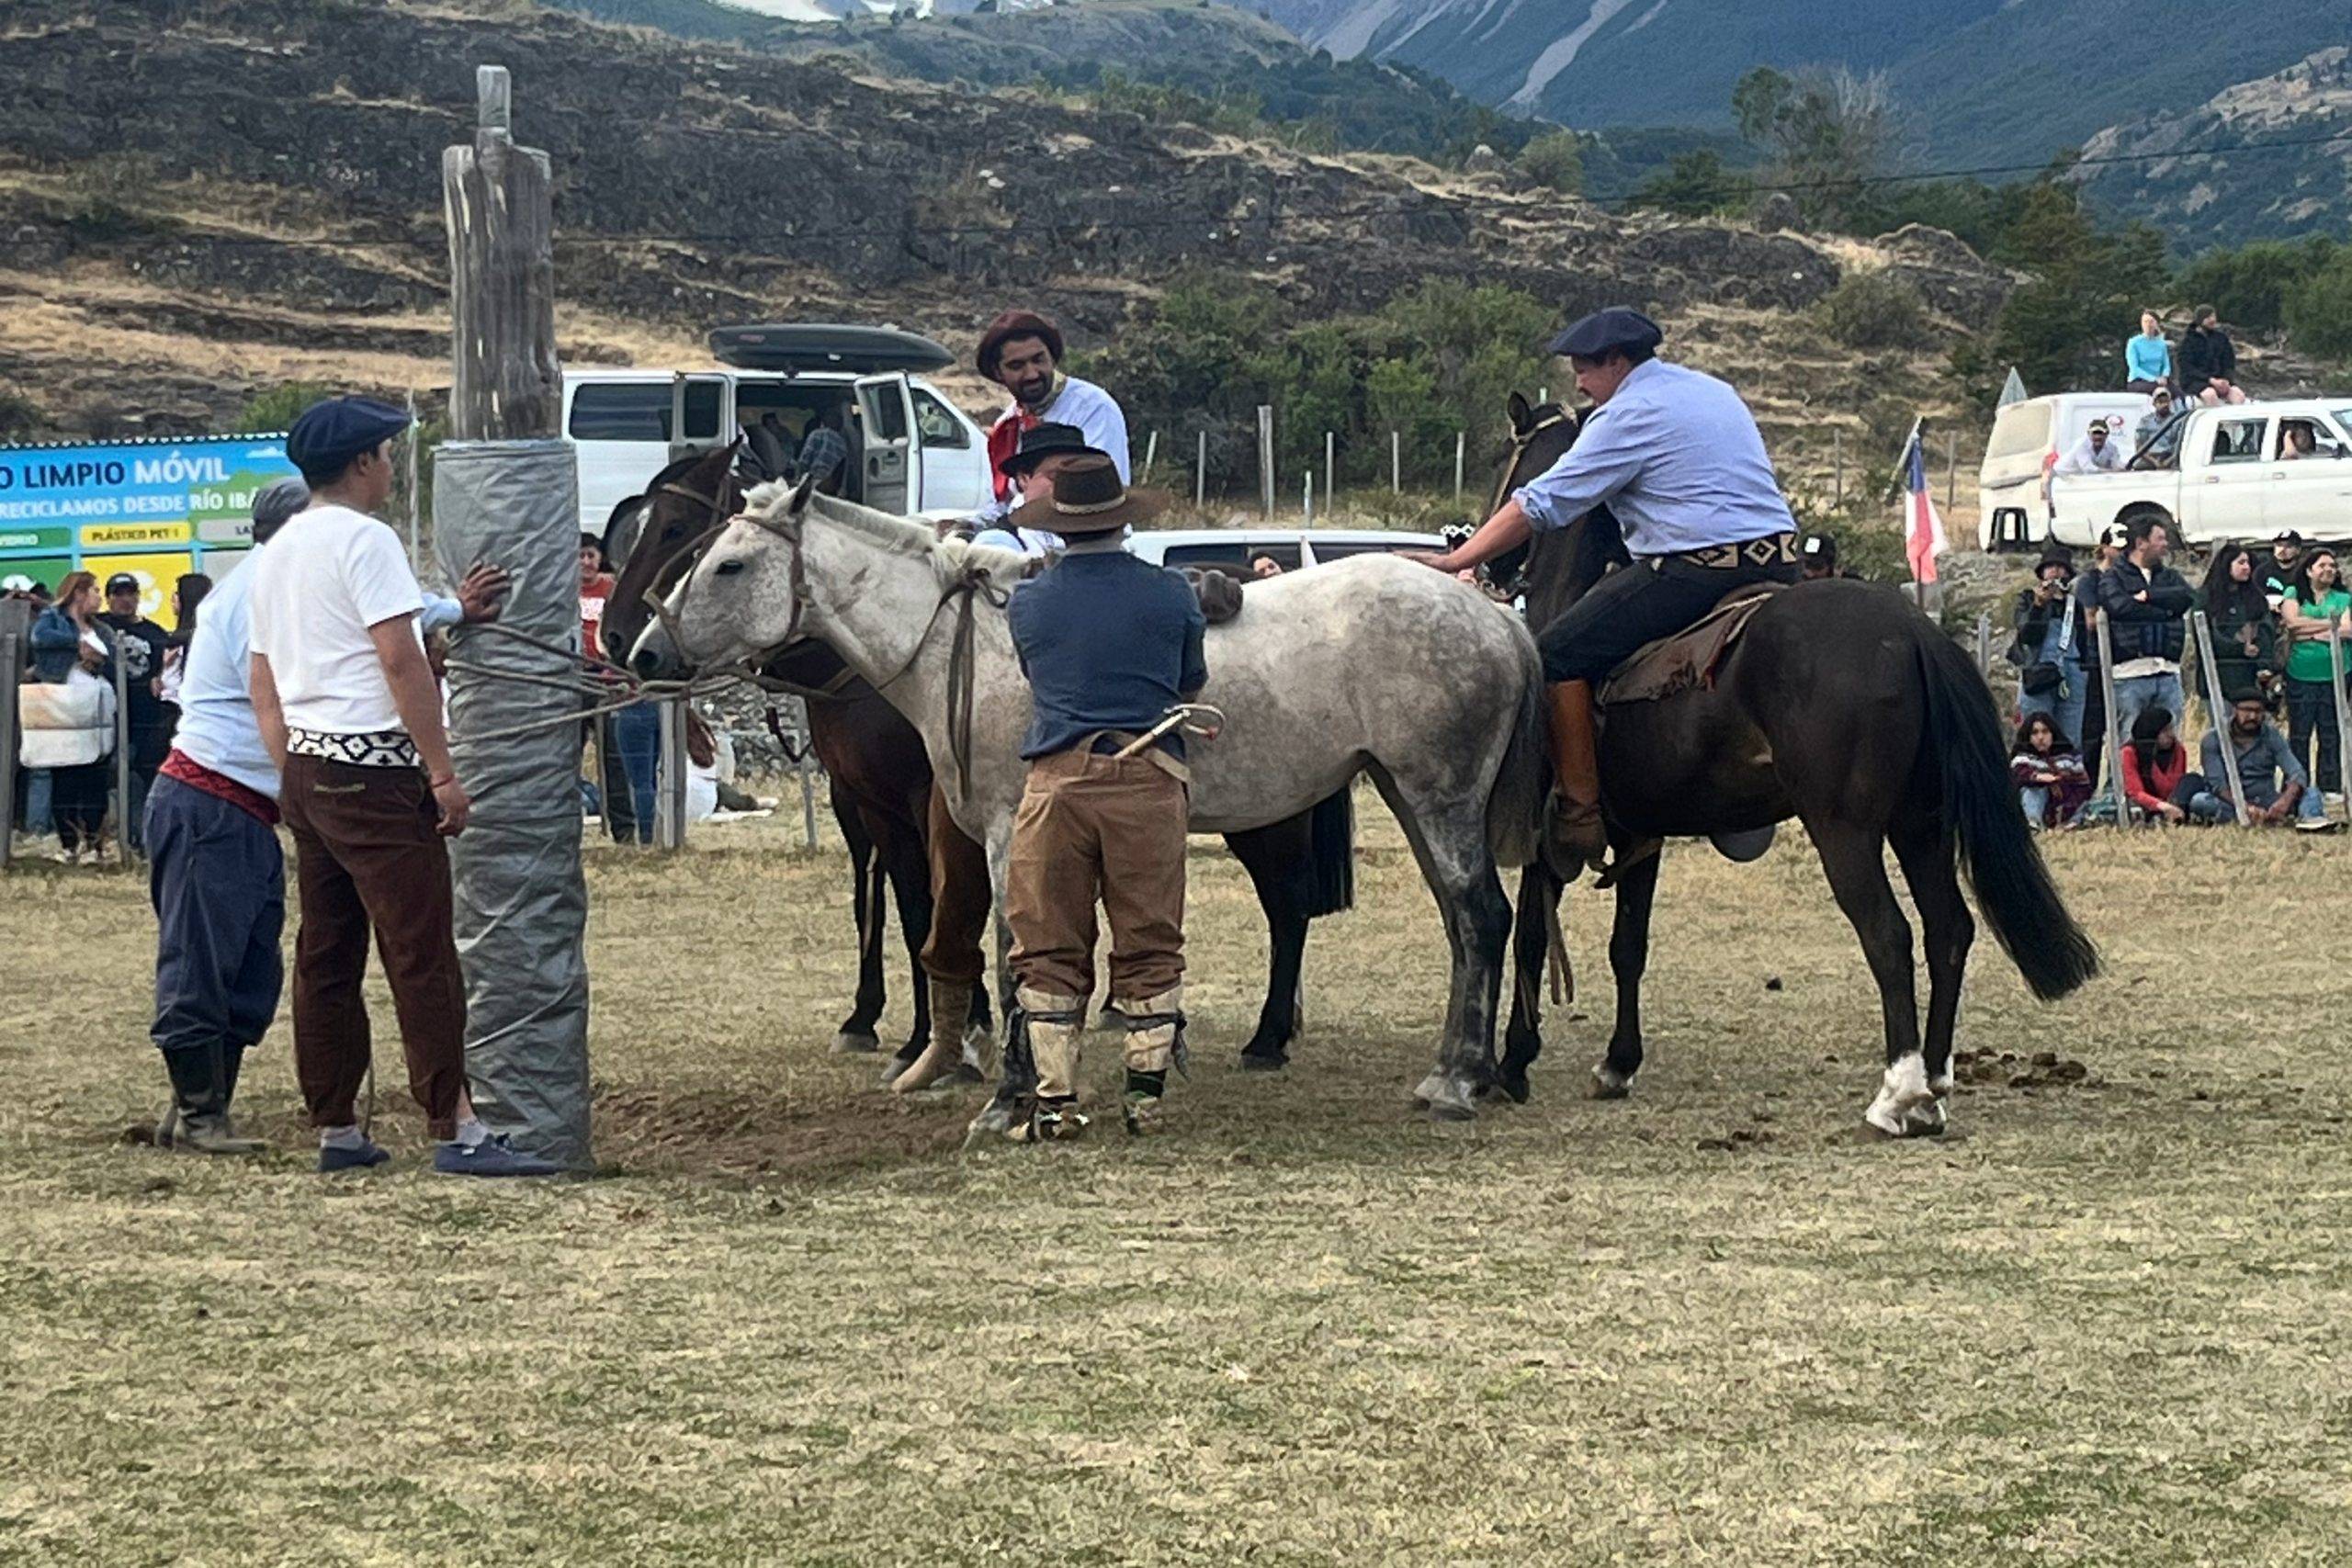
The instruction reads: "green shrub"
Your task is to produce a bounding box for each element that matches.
[1514,130,1584,196]
[1816,271,1930,349]
[2282,251,2352,363]
[236,382,338,434]
[2175,238,2338,335]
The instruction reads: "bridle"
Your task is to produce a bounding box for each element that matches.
[1489,405,1577,518]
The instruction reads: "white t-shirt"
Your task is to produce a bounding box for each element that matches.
[248,503,425,735]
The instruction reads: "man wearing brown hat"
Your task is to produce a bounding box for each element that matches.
[974,310,1129,531]
[998,457,1203,1141]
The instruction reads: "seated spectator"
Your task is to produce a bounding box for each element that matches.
[1250,552,1284,580]
[2201,689,2337,831]
[2010,545,2078,731]
[2010,714,2090,829]
[2280,547,2352,797]
[2178,306,2249,405]
[2133,387,2181,459]
[2054,419,2126,477]
[2199,542,2280,701]
[2120,706,2229,825]
[2124,310,2173,391]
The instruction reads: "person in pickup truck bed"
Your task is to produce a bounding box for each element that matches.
[2124,310,2173,392]
[2133,388,2180,458]
[2098,513,2193,756]
[2199,543,2280,703]
[2280,547,2352,799]
[2055,419,2126,477]
[2178,307,2248,405]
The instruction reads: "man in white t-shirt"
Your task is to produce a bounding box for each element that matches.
[250,396,556,1178]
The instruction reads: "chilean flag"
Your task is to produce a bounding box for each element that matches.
[1902,424,1947,584]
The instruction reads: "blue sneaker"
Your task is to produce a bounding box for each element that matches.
[318,1138,390,1173]
[433,1134,564,1178]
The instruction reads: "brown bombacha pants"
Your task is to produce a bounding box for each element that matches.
[1004,747,1188,1011]
[279,755,468,1140]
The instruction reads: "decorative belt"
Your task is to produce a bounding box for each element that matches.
[287,728,420,769]
[1667,533,1799,570]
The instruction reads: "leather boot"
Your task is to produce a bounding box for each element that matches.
[1114,987,1185,1136]
[1544,681,1611,880]
[1009,989,1090,1143]
[890,977,978,1094]
[161,1045,265,1156]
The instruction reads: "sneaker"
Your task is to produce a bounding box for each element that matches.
[433,1134,564,1178]
[319,1137,391,1173]
[2296,816,2345,834]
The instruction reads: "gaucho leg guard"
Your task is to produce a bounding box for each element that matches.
[1010,987,1090,1143]
[1114,987,1186,1136]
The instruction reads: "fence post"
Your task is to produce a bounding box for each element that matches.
[1390,430,1400,495]
[1141,429,1159,483]
[1303,471,1313,525]
[1257,405,1275,519]
[2331,624,2352,821]
[1973,613,1990,680]
[2190,610,2252,828]
[654,696,688,851]
[2094,607,2129,826]
[1453,431,1465,503]
[109,628,132,863]
[1195,429,1207,508]
[405,387,424,571]
[0,602,24,871]
[1324,430,1335,505]
[1946,430,1959,511]
[1833,429,1844,506]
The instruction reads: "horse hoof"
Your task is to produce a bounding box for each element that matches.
[1238,1050,1288,1073]
[1414,1072,1480,1121]
[1587,1066,1633,1100]
[831,1031,881,1055]
[877,1055,921,1088]
[966,1100,1021,1139]
[1498,1069,1532,1105]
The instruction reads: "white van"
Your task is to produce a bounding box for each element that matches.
[561,324,994,536]
[1977,391,2151,551]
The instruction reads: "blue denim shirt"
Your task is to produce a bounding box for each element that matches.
[1007,549,1206,761]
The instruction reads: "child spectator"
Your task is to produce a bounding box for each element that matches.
[2124,310,2173,391]
[2010,714,2090,829]
[2121,706,2229,825]
[2280,547,2352,796]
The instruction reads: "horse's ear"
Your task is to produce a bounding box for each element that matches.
[789,473,817,515]
[1508,391,1533,434]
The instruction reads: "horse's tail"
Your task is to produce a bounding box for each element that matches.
[1914,626,2100,1000]
[1303,786,1356,919]
[1487,631,1551,869]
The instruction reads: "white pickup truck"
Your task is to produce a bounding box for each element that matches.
[2048,397,2352,547]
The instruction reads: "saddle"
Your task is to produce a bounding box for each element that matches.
[1598,582,1785,706]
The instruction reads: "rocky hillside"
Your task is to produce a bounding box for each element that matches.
[0,0,2008,491]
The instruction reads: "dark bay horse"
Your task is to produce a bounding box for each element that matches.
[602,445,1354,1073]
[1487,395,2098,1135]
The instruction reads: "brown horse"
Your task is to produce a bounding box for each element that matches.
[1487,395,2098,1135]
[602,444,1353,1074]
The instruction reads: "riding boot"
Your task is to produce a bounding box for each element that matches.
[1544,681,1611,880]
[890,977,978,1094]
[1114,987,1185,1136]
[1009,988,1089,1143]
[160,1044,265,1156]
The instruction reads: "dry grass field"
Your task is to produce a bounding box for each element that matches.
[4,801,2350,1565]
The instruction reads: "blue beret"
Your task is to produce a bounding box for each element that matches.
[287,396,411,473]
[1548,307,1665,360]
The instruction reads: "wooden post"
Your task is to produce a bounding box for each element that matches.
[1303,470,1314,525]
[2331,624,2352,820]
[435,63,591,1169]
[404,388,424,570]
[0,600,24,871]
[1833,429,1844,507]
[2190,611,2252,827]
[1257,405,1275,519]
[444,67,560,441]
[1946,430,1959,510]
[1390,430,1400,495]
[1141,429,1159,483]
[1194,430,1207,508]
[1324,430,1336,503]
[2094,607,2129,825]
[108,627,132,864]
[1453,431,1465,502]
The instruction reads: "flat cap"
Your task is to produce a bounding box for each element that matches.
[1549,306,1664,360]
[287,395,410,475]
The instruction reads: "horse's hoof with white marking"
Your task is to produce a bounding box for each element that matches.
[1901,1098,1950,1137]
[1588,1065,1633,1100]
[1863,1053,1935,1139]
[1415,1072,1480,1121]
[966,1100,1021,1139]
[831,1030,881,1055]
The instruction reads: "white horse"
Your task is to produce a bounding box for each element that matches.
[640,479,1548,1125]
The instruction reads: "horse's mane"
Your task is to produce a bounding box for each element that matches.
[743,480,1030,594]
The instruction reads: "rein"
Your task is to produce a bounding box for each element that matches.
[1490,407,1575,518]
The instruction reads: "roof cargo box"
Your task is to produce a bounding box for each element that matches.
[708,323,956,376]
